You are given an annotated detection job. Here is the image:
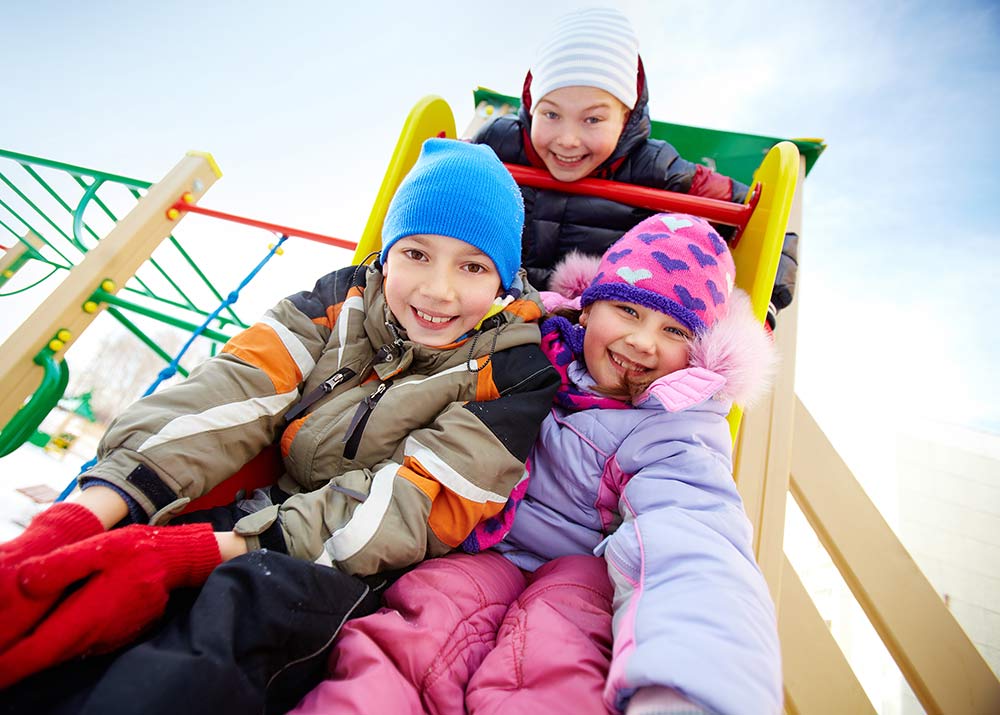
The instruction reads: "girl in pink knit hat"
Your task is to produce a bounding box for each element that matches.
[292,213,783,715]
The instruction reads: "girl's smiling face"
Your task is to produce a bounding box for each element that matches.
[529,86,629,182]
[579,299,692,397]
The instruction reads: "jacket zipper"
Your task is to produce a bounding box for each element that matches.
[342,380,391,460]
[283,367,357,424]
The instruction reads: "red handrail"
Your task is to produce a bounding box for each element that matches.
[504,164,756,229]
[169,198,358,251]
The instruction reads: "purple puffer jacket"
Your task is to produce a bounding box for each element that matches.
[495,297,782,714]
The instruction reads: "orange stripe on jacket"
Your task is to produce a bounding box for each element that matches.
[280,414,310,457]
[222,323,303,393]
[311,285,364,329]
[474,356,499,402]
[504,299,542,322]
[398,457,505,548]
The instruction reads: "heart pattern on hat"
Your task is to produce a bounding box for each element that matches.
[651,251,689,273]
[637,231,668,245]
[616,267,653,285]
[581,213,737,334]
[661,216,693,231]
[689,243,718,268]
[707,279,727,306]
[606,248,632,264]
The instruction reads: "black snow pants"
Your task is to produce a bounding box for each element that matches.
[0,505,387,715]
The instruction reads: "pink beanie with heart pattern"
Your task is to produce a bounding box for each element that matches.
[580,213,735,334]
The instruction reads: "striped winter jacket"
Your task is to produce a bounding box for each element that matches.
[80,263,560,576]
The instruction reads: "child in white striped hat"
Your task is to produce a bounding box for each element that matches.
[526,6,641,183]
[473,7,799,332]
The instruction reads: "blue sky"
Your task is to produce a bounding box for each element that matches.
[2,0,998,457]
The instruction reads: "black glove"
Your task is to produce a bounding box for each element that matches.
[767,231,798,329]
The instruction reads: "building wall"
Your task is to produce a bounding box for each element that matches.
[895,422,1000,713]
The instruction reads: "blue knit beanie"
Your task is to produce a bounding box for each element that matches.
[380,138,525,290]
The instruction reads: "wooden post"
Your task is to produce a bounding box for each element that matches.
[780,555,877,714]
[790,398,1000,714]
[0,152,221,430]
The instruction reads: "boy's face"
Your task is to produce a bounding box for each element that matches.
[579,300,691,396]
[530,86,629,182]
[383,234,503,347]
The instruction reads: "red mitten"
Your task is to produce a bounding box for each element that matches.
[0,502,104,650]
[0,523,221,688]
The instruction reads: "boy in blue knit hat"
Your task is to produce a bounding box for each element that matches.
[0,138,560,712]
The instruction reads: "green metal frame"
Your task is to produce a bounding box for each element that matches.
[0,347,69,457]
[0,148,247,456]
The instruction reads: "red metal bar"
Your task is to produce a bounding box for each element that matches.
[170,200,358,251]
[504,164,754,228]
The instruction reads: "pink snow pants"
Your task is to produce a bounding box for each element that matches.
[290,551,614,715]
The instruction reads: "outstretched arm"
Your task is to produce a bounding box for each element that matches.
[600,416,782,715]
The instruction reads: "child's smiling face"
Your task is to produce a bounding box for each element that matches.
[579,299,691,397]
[529,86,629,182]
[383,234,502,347]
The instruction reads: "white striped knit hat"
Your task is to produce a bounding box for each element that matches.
[529,7,640,110]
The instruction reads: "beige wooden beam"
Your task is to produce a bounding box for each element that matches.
[780,555,876,715]
[0,230,44,282]
[790,397,1000,714]
[734,155,806,605]
[0,152,221,430]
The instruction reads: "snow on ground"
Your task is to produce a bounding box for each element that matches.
[0,442,95,541]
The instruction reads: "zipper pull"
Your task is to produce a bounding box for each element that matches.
[365,381,389,406]
[322,370,349,393]
[283,366,356,423]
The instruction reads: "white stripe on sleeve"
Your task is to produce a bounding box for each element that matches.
[336,295,364,369]
[260,316,316,378]
[405,437,507,504]
[137,391,297,452]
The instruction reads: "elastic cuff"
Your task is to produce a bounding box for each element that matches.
[40,501,105,540]
[256,520,288,554]
[80,479,147,524]
[162,524,223,587]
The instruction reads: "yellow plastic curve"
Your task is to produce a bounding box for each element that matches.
[352,96,458,263]
[727,140,800,439]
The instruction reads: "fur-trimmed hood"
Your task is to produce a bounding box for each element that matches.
[542,251,778,408]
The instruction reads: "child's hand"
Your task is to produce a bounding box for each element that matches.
[0,502,104,650]
[0,523,221,688]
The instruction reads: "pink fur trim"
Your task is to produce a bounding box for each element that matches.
[539,291,582,313]
[549,251,603,299]
[688,289,778,407]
